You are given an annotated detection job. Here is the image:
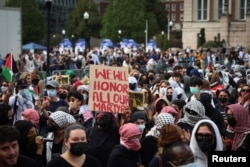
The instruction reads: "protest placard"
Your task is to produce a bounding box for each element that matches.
[89,65,129,113]
[129,91,145,112]
[52,75,69,86]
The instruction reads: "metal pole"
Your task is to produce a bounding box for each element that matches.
[46,1,52,85]
[167,22,170,41]
[145,20,148,51]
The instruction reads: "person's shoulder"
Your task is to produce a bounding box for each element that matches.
[85,154,103,167]
[16,155,37,167]
[47,156,68,166]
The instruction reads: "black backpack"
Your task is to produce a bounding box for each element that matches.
[76,57,82,69]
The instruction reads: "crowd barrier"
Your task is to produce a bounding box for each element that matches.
[52,69,86,79]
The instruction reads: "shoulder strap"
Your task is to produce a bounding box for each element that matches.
[12,95,18,121]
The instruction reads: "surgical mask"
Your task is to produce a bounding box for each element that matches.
[190,86,199,95]
[47,89,57,97]
[1,86,8,92]
[159,88,167,96]
[70,142,88,156]
[138,124,145,133]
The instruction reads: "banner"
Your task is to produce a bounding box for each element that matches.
[129,91,145,112]
[89,65,129,113]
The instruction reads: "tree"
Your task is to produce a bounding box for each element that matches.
[67,0,102,41]
[145,0,168,32]
[101,0,159,43]
[5,0,46,44]
[198,28,206,47]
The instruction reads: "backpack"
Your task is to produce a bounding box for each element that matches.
[76,56,82,69]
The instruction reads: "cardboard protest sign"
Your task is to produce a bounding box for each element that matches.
[89,65,129,113]
[52,75,69,85]
[129,91,145,112]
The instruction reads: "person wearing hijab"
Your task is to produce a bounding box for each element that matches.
[223,104,250,151]
[177,99,208,133]
[189,119,223,167]
[198,93,224,134]
[107,123,143,167]
[86,112,120,167]
[14,120,44,167]
[141,113,174,167]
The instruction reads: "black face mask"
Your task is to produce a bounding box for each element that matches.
[129,83,136,90]
[70,142,88,156]
[219,97,228,104]
[197,137,214,152]
[177,94,182,99]
[167,95,172,101]
[227,115,237,127]
[134,75,139,80]
[47,124,57,132]
[148,76,154,80]
[32,79,39,86]
[98,118,112,129]
[58,93,67,100]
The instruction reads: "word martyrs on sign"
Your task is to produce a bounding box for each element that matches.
[89,65,129,113]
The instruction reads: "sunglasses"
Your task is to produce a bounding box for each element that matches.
[241,89,250,92]
[185,108,198,116]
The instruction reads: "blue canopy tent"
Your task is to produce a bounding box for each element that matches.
[100,39,114,48]
[146,39,157,52]
[22,42,46,50]
[74,38,86,54]
[59,38,72,53]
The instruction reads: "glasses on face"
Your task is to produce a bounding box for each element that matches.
[241,89,250,92]
[185,108,198,116]
[167,156,195,167]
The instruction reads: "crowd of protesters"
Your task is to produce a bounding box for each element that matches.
[0,44,249,167]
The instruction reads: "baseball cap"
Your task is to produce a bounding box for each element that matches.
[46,80,59,88]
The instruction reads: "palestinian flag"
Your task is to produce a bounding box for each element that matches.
[2,53,13,82]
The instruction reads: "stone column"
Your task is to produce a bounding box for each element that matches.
[245,13,250,48]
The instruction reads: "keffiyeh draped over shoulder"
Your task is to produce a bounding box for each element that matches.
[226,104,250,150]
[49,111,76,128]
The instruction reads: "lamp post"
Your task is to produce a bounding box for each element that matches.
[167,20,173,49]
[118,29,122,41]
[62,29,66,38]
[45,0,52,79]
[83,11,89,55]
[161,31,165,50]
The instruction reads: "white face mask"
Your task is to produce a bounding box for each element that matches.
[159,87,167,96]
[137,124,145,133]
[1,86,8,92]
